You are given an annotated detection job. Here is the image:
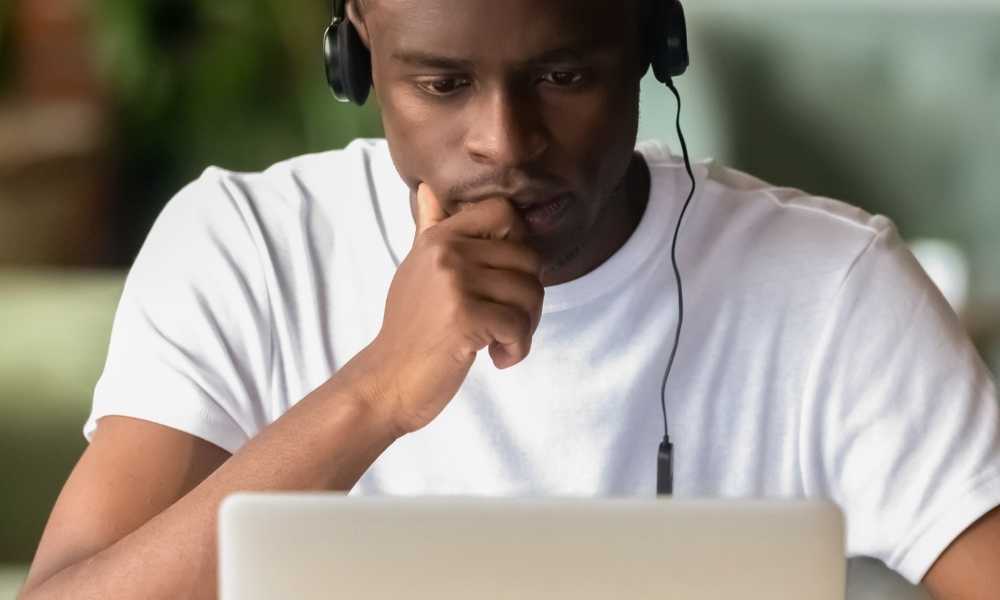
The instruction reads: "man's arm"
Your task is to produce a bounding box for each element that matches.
[18,347,399,600]
[922,505,1000,600]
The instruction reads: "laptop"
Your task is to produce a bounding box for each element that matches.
[218,493,845,600]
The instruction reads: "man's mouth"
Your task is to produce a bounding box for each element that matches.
[453,190,573,234]
[517,193,571,233]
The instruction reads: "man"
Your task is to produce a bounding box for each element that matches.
[19,1,1000,599]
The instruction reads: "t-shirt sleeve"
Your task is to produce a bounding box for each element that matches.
[801,218,1000,584]
[83,167,274,454]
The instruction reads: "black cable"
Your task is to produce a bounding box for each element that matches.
[656,78,697,496]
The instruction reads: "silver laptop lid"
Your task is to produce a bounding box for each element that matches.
[219,493,845,600]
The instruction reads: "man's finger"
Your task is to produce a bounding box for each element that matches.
[414,182,448,243]
[447,197,528,243]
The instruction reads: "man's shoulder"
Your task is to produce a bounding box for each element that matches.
[260,137,388,177]
[705,161,886,237]
[678,155,893,269]
[190,137,389,202]
[640,141,890,245]
[639,141,904,292]
[154,138,393,246]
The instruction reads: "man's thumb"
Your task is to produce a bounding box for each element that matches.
[414,182,448,240]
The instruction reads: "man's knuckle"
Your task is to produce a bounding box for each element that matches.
[426,237,457,270]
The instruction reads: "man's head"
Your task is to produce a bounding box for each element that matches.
[347,0,652,278]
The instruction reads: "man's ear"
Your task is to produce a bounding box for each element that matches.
[346,0,372,49]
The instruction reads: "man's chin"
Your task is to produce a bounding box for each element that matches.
[537,239,585,283]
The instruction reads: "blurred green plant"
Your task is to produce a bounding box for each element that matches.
[89,0,384,263]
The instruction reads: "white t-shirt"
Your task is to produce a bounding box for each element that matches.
[85,138,1000,584]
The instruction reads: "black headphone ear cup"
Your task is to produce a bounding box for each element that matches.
[338,19,373,105]
[323,20,372,105]
[324,25,347,101]
[650,0,690,83]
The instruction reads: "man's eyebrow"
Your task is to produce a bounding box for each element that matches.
[391,50,475,70]
[390,41,613,70]
[527,43,612,65]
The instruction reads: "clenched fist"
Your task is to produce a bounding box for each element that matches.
[360,183,545,436]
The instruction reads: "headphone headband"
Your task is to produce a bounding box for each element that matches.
[324,0,689,105]
[332,0,347,21]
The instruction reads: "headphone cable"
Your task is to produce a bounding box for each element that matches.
[657,78,697,496]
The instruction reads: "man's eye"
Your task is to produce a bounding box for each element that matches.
[417,78,471,96]
[541,71,584,86]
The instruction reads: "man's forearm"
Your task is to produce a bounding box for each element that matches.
[19,356,400,600]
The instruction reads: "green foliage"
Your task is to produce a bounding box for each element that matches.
[89,0,384,262]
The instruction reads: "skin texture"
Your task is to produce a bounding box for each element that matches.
[369,187,546,434]
[18,1,1000,599]
[922,504,1000,599]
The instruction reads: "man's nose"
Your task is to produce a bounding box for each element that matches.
[464,88,549,168]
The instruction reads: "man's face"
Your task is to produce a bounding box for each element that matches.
[355,0,646,266]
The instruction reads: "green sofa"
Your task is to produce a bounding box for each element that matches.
[0,269,124,596]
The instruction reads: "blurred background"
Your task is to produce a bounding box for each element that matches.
[1,0,998,597]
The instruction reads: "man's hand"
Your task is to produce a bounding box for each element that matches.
[362,182,545,436]
[922,505,1000,599]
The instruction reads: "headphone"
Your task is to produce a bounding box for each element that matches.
[323,0,689,104]
[323,1,694,498]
